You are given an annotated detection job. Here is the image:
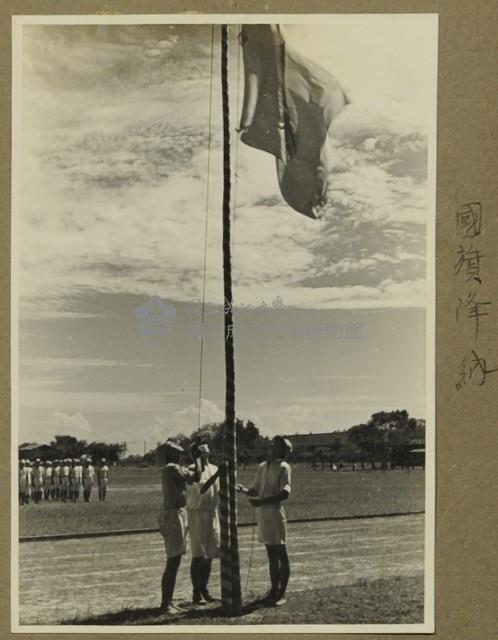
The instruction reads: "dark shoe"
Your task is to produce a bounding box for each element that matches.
[160,604,185,615]
[201,590,216,603]
[258,590,278,604]
[273,593,287,606]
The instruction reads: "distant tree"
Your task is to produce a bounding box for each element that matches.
[348,423,383,469]
[50,435,87,458]
[348,410,423,469]
[121,454,143,466]
[330,437,342,462]
[188,419,269,464]
[339,441,361,464]
[87,441,127,464]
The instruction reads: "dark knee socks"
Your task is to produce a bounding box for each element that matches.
[266,545,290,596]
[161,555,182,608]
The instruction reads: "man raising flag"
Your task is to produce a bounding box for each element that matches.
[238,25,349,218]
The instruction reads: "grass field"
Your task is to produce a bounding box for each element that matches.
[19,464,424,538]
[63,575,424,625]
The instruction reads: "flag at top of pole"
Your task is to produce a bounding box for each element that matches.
[238,25,350,219]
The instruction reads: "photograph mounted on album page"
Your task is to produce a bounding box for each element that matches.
[10,12,438,634]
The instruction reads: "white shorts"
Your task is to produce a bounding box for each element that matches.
[158,508,188,558]
[187,509,220,558]
[256,505,287,546]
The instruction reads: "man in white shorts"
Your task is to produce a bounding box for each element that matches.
[72,458,83,501]
[32,458,45,504]
[61,459,70,502]
[97,458,110,501]
[19,459,31,505]
[52,460,61,500]
[43,460,53,501]
[157,441,201,615]
[82,458,95,502]
[186,443,220,605]
[238,436,292,607]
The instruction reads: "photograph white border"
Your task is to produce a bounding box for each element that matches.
[11,12,438,634]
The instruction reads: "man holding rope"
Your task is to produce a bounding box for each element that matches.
[186,442,220,605]
[238,435,293,607]
[157,440,202,615]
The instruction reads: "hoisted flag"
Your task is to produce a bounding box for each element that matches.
[239,25,349,218]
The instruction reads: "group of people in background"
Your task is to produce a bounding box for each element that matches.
[18,457,110,505]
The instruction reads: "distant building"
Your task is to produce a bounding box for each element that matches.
[389,439,425,468]
[18,443,57,460]
[284,431,348,456]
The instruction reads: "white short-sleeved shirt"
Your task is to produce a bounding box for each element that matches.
[249,459,291,501]
[32,466,45,484]
[186,463,219,511]
[250,459,292,545]
[98,465,109,481]
[83,464,95,480]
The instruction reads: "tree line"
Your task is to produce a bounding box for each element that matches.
[44,435,127,464]
[38,409,424,469]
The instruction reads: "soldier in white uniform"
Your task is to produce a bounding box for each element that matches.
[69,459,76,502]
[97,458,110,502]
[43,461,53,501]
[19,460,31,505]
[18,460,24,505]
[73,458,83,501]
[61,459,71,502]
[22,460,33,504]
[238,436,293,607]
[186,443,220,605]
[32,458,45,504]
[82,458,95,502]
[52,460,61,500]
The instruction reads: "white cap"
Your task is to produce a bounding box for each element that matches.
[165,440,184,453]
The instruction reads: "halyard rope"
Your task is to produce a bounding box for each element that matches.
[196,25,215,429]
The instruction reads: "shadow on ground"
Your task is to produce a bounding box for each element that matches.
[62,576,424,626]
[63,598,267,625]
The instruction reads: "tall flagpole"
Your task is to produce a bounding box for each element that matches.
[219,23,242,617]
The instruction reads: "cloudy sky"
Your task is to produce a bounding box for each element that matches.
[15,17,437,454]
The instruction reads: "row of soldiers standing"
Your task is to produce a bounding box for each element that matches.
[18,457,110,505]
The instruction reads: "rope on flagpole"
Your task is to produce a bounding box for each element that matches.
[220,23,242,617]
[197,24,216,430]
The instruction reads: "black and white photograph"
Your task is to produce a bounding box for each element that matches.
[12,14,437,632]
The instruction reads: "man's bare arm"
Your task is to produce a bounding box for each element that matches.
[249,489,289,507]
[237,484,258,497]
[199,466,221,494]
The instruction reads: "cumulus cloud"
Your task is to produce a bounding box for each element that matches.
[140,398,225,445]
[17,21,434,316]
[51,410,92,437]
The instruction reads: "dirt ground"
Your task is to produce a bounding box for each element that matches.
[18,513,424,626]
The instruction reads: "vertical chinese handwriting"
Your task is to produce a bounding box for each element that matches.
[454,203,497,390]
